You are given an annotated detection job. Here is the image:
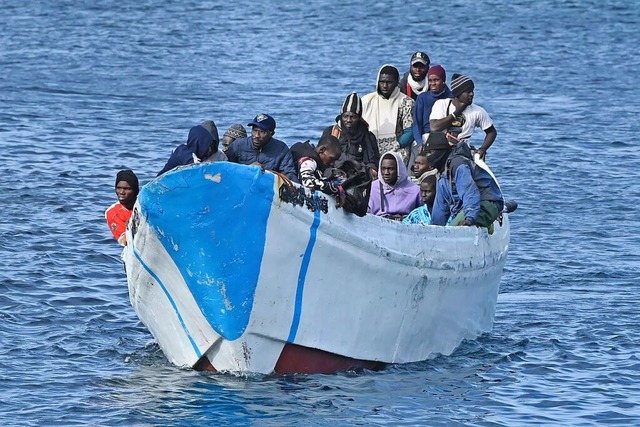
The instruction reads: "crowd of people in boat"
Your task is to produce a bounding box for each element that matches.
[106,51,506,245]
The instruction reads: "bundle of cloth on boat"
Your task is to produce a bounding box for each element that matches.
[323,159,371,217]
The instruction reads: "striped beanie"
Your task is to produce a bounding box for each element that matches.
[450,73,475,97]
[341,92,362,116]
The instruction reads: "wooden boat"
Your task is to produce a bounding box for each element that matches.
[122,161,510,374]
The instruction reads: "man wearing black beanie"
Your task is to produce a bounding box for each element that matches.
[428,73,497,160]
[105,169,139,246]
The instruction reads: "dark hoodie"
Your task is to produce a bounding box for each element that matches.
[157,121,219,176]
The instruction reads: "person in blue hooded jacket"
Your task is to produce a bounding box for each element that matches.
[225,113,298,182]
[426,133,503,229]
[157,120,225,176]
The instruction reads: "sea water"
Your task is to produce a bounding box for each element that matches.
[1,0,639,425]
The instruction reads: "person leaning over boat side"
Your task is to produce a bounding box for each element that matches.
[398,51,430,101]
[157,120,226,176]
[105,169,139,246]
[221,123,247,153]
[425,133,503,229]
[367,151,421,220]
[290,135,343,198]
[361,64,415,166]
[321,92,380,178]
[429,73,496,160]
[225,113,298,183]
[403,174,437,226]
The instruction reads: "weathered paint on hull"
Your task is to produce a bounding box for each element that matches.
[123,161,510,374]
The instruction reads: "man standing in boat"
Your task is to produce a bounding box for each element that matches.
[429,73,496,160]
[361,65,415,166]
[226,113,298,182]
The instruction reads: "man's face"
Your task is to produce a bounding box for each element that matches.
[457,90,474,105]
[251,127,273,147]
[341,112,360,130]
[410,62,428,81]
[319,147,341,168]
[428,74,445,93]
[378,74,398,98]
[412,155,429,177]
[222,135,235,152]
[380,158,398,186]
[116,181,136,206]
[420,182,436,206]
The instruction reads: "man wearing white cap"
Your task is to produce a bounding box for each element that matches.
[398,51,430,101]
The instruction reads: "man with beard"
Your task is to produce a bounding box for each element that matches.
[322,92,380,177]
[398,51,430,101]
[425,133,503,230]
[226,113,298,182]
[362,64,415,165]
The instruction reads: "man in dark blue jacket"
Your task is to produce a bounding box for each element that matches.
[226,113,298,182]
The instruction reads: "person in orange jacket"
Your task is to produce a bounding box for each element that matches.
[105,169,139,246]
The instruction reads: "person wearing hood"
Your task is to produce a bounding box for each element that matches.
[225,113,298,182]
[322,92,380,177]
[429,73,497,160]
[367,151,421,219]
[398,51,430,101]
[361,65,415,165]
[425,133,503,229]
[157,120,226,176]
[105,169,139,246]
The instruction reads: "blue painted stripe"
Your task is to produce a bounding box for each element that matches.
[287,197,322,343]
[132,245,202,359]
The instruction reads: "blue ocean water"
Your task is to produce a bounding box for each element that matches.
[1,0,639,425]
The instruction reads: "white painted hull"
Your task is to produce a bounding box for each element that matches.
[123,161,509,374]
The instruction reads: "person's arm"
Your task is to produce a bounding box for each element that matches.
[477,125,497,159]
[412,95,425,144]
[430,177,450,226]
[454,164,481,224]
[298,159,339,195]
[430,101,468,132]
[397,128,414,148]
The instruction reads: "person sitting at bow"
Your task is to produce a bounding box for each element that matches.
[225,113,298,182]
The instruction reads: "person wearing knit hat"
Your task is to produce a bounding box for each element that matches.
[412,64,453,151]
[221,124,247,153]
[361,64,415,167]
[398,51,431,101]
[322,92,380,177]
[105,169,140,246]
[429,73,497,160]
